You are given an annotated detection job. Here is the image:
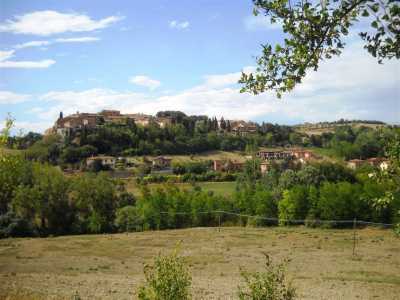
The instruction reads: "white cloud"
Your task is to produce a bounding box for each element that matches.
[0,91,31,104]
[14,40,50,49]
[169,20,190,30]
[129,75,161,90]
[13,121,51,133]
[0,59,55,68]
[200,67,255,89]
[54,37,100,43]
[0,10,123,36]
[1,47,55,69]
[0,50,15,61]
[244,15,281,31]
[13,41,400,133]
[14,36,99,50]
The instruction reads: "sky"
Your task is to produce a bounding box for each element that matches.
[0,0,399,133]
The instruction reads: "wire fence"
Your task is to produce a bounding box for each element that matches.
[155,210,395,228]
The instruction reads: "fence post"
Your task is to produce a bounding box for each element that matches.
[218,213,221,232]
[352,218,357,256]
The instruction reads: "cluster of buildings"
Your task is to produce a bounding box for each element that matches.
[46,110,173,137]
[45,109,260,138]
[229,120,258,136]
[347,157,389,170]
[212,149,315,174]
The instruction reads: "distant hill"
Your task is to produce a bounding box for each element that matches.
[293,120,387,136]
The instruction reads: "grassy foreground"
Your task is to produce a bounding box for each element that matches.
[0,227,399,299]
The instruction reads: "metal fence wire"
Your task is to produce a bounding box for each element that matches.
[155,210,394,228]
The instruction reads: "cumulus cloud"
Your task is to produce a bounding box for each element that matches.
[0,91,31,104]
[169,20,190,30]
[244,14,282,31]
[0,10,123,36]
[13,41,400,132]
[199,66,255,90]
[129,75,161,90]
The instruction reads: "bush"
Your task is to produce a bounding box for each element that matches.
[238,254,296,300]
[138,249,192,300]
[0,212,35,238]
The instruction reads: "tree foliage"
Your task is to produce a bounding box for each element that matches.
[240,0,400,97]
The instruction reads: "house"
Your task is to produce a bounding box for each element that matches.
[155,117,173,128]
[378,160,390,170]
[347,159,365,169]
[213,160,244,172]
[257,150,294,161]
[152,156,172,169]
[347,157,389,170]
[366,158,390,170]
[290,149,314,160]
[86,155,116,168]
[230,120,257,136]
[126,113,153,126]
[53,112,99,137]
[100,110,121,117]
[260,162,270,174]
[213,160,224,172]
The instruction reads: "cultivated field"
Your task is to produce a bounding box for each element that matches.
[0,227,399,299]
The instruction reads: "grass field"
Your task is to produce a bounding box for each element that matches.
[127,150,249,165]
[125,180,237,198]
[0,227,399,299]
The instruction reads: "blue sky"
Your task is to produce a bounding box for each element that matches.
[0,0,399,133]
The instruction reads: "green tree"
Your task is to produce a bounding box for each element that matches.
[11,163,73,235]
[70,173,117,233]
[278,185,309,225]
[115,205,141,232]
[240,0,399,97]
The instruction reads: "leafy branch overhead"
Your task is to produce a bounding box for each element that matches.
[239,0,400,97]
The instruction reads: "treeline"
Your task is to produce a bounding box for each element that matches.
[1,153,398,238]
[308,125,396,159]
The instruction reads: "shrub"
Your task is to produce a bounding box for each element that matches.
[237,254,296,300]
[138,249,192,300]
[0,212,35,238]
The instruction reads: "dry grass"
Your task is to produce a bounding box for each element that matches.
[0,227,399,299]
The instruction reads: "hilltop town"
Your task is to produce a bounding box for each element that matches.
[45,110,258,138]
[9,109,380,181]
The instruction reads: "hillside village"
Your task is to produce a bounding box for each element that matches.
[33,110,390,179]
